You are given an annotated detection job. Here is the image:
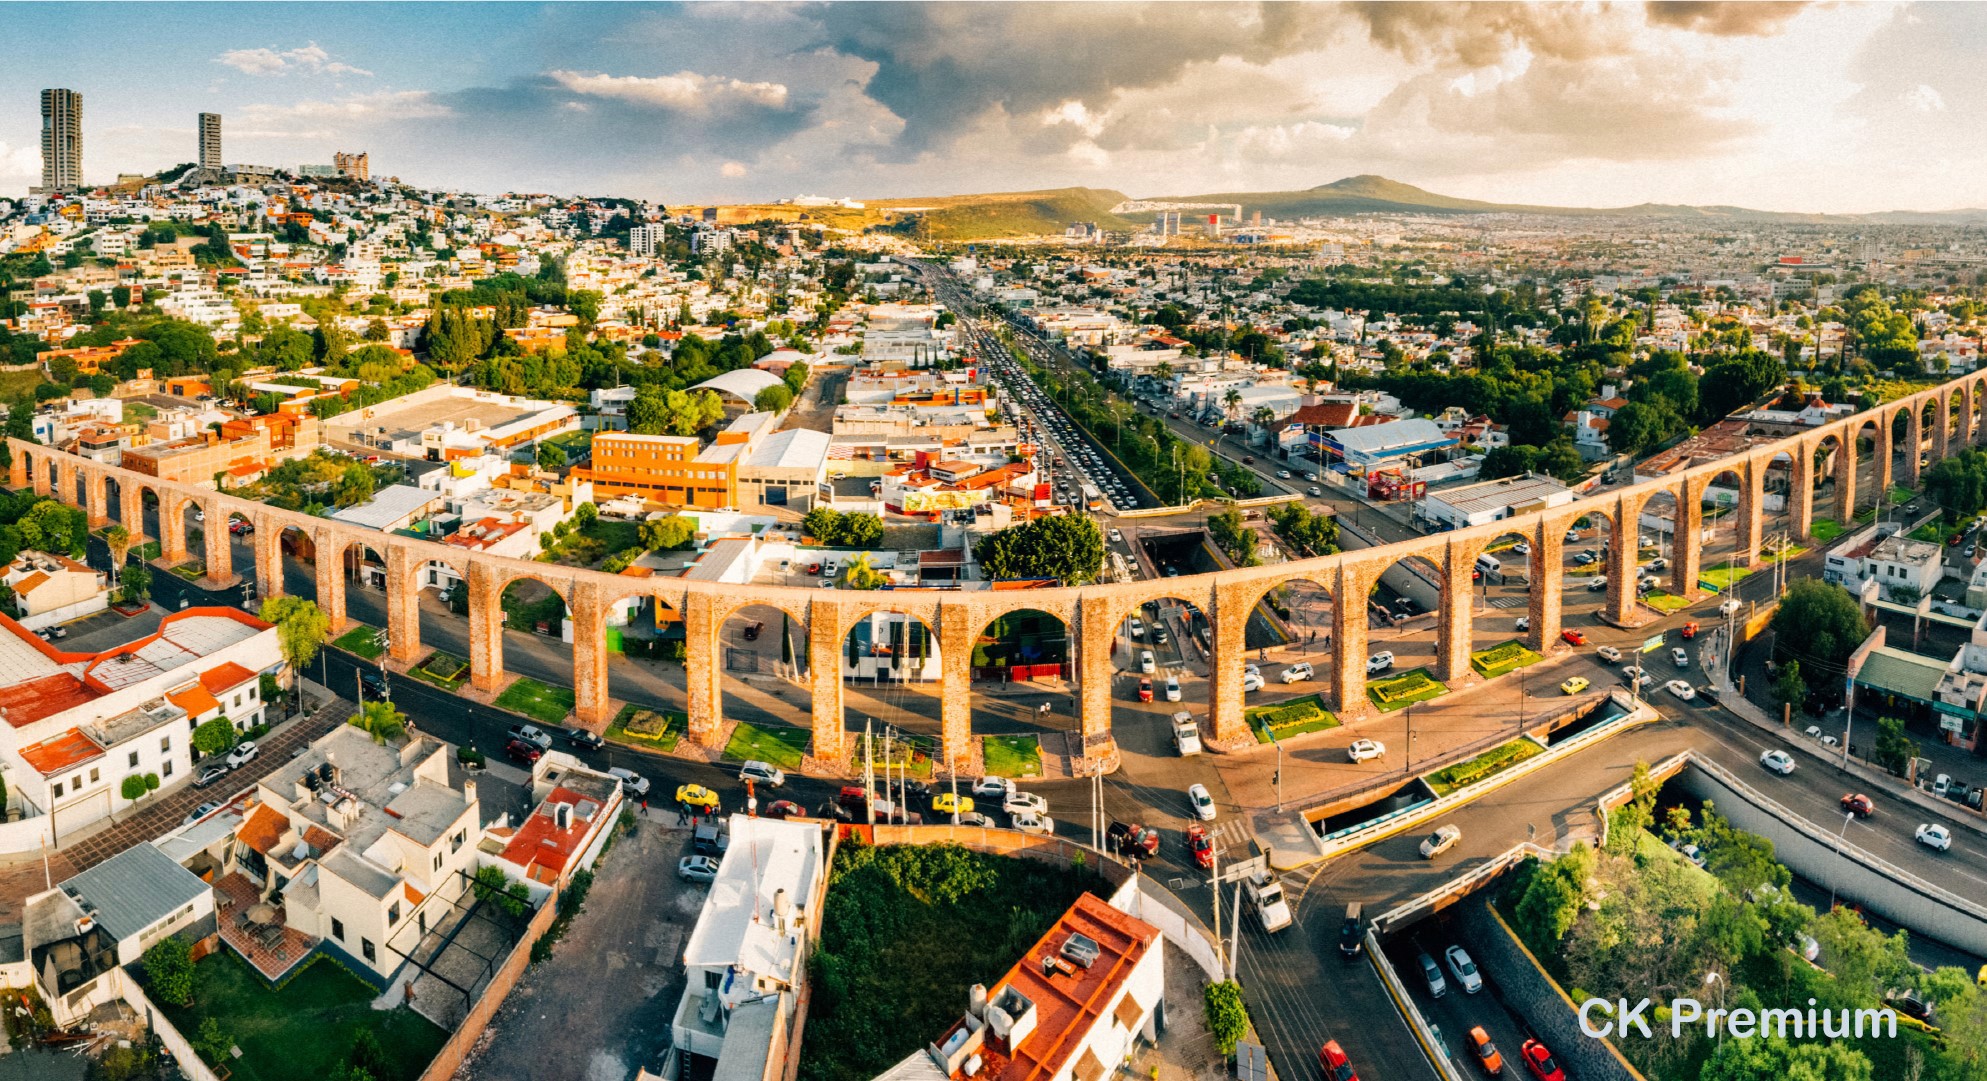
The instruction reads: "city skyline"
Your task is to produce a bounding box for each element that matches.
[2,2,1983,211]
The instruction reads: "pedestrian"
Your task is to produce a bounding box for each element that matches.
[641,797,649,818]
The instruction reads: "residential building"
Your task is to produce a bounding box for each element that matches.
[40,89,82,192]
[1825,527,1944,600]
[198,112,222,172]
[120,427,271,486]
[629,223,664,258]
[23,842,215,1025]
[879,893,1164,1081]
[482,753,626,902]
[671,815,827,1081]
[334,150,369,181]
[2,549,109,630]
[571,431,738,509]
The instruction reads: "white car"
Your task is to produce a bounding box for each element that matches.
[678,855,720,883]
[1648,557,1669,571]
[1445,946,1484,994]
[1515,616,1529,632]
[1512,542,1531,556]
[1277,470,1291,479]
[738,760,786,788]
[1419,824,1462,859]
[973,776,1016,799]
[608,767,651,796]
[1163,676,1182,702]
[225,741,259,769]
[1281,662,1314,684]
[1366,651,1396,674]
[1665,680,1696,701]
[1759,750,1796,775]
[1597,645,1623,664]
[1187,783,1217,822]
[1671,647,1690,668]
[1010,811,1055,835]
[1129,617,1146,640]
[1139,651,1156,674]
[1109,528,1123,543]
[1916,823,1953,852]
[1003,792,1049,816]
[1719,598,1743,617]
[1348,739,1386,763]
[1242,670,1265,693]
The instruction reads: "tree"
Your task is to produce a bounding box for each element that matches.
[1509,847,1593,946]
[1773,659,1805,712]
[973,515,1105,584]
[802,506,843,543]
[140,936,196,1007]
[1699,351,1784,423]
[1769,580,1869,703]
[194,1018,235,1067]
[351,699,407,744]
[1872,716,1915,774]
[573,501,599,529]
[332,462,376,507]
[259,596,330,689]
[1924,448,1987,520]
[1203,981,1249,1057]
[837,553,889,590]
[755,384,794,413]
[639,516,697,551]
[192,717,236,758]
[103,524,133,585]
[17,500,86,558]
[1699,1035,1873,1081]
[119,562,153,604]
[838,512,883,548]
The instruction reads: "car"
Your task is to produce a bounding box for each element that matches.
[1339,902,1365,958]
[1560,629,1587,646]
[1518,1038,1564,1081]
[192,762,231,789]
[932,792,975,817]
[1681,621,1699,639]
[1108,527,1123,542]
[1597,645,1623,663]
[1557,677,1590,696]
[1318,1040,1358,1081]
[562,726,604,751]
[677,784,722,811]
[182,801,221,827]
[1308,486,1323,496]
[1916,823,1953,851]
[1515,616,1529,632]
[742,621,764,641]
[607,767,650,797]
[764,800,807,820]
[1129,617,1145,639]
[1665,679,1696,700]
[739,760,787,788]
[1466,1027,1504,1077]
[1622,664,1647,684]
[225,740,259,769]
[678,855,720,883]
[956,811,995,828]
[1393,597,1419,615]
[1804,724,1841,748]
[1152,625,1170,645]
[1647,556,1668,571]
[1139,650,1156,674]
[1759,749,1796,775]
[1004,791,1049,816]
[1242,670,1265,693]
[1277,470,1292,479]
[1587,577,1608,592]
[1106,821,1161,858]
[1417,951,1448,997]
[1573,551,1596,566]
[1366,651,1396,674]
[1512,542,1531,556]
[1009,811,1054,835]
[1138,677,1154,702]
[1720,597,1743,617]
[1163,676,1181,702]
[1187,825,1215,869]
[1671,647,1690,668]
[360,672,390,700]
[973,776,1015,799]
[504,739,541,764]
[1419,824,1463,859]
[1281,662,1314,683]
[1242,455,1255,464]
[1446,946,1484,993]
[1841,792,1875,817]
[1348,738,1386,763]
[1565,528,1582,542]
[1187,783,1216,821]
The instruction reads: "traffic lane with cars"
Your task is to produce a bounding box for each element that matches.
[1385,922,1540,1081]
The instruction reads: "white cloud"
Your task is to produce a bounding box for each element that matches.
[720,161,748,178]
[215,42,372,77]
[1904,83,1946,112]
[1041,101,1104,137]
[236,90,451,139]
[0,141,39,185]
[546,70,789,111]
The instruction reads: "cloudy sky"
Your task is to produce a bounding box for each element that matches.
[0,2,1977,212]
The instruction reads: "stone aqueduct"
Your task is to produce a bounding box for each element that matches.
[9,369,1987,769]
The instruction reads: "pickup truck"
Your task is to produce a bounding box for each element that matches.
[1245,870,1292,933]
[507,724,552,751]
[1172,711,1202,756]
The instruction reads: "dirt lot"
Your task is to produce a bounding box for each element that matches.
[462,811,699,1081]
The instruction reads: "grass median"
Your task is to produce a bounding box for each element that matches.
[723,719,811,771]
[1425,737,1546,797]
[1245,693,1339,743]
[607,704,684,752]
[332,622,385,659]
[1367,668,1449,712]
[493,677,575,726]
[981,734,1042,777]
[1469,640,1543,679]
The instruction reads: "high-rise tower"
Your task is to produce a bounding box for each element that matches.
[40,88,82,191]
[198,112,222,172]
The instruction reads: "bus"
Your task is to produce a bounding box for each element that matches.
[1083,484,1104,511]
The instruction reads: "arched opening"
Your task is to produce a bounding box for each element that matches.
[1465,532,1537,679]
[101,474,127,528]
[1249,577,1338,722]
[1951,387,1969,449]
[1563,505,1614,618]
[173,494,205,570]
[1636,489,1683,604]
[276,525,316,600]
[1697,469,1747,589]
[400,554,472,696]
[1362,550,1445,699]
[711,601,813,775]
[493,574,577,723]
[1808,433,1847,534]
[1920,399,1939,474]
[961,607,1073,784]
[840,608,942,758]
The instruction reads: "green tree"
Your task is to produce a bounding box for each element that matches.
[119,562,153,604]
[837,553,889,590]
[140,935,195,1007]
[351,699,407,744]
[573,500,599,529]
[1773,659,1805,712]
[755,384,794,413]
[1872,716,1916,774]
[194,1018,234,1067]
[639,516,697,551]
[973,515,1105,584]
[1769,580,1869,703]
[838,512,883,548]
[103,524,133,585]
[802,506,844,544]
[1203,981,1249,1057]
[1699,351,1785,423]
[1699,1035,1872,1081]
[332,462,376,507]
[118,773,158,802]
[1510,847,1593,946]
[192,717,236,758]
[1925,448,1987,520]
[258,596,330,689]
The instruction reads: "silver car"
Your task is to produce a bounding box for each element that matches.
[678,855,720,883]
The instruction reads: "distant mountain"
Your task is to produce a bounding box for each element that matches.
[862,175,1987,236]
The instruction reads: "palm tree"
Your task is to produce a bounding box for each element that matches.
[1223,387,1243,421]
[1251,405,1277,432]
[104,525,133,586]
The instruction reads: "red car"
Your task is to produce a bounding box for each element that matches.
[504,739,541,764]
[1841,793,1875,817]
[1560,629,1587,646]
[1317,1040,1358,1081]
[1187,825,1214,870]
[763,800,806,820]
[1466,1027,1504,1076]
[1138,678,1153,703]
[1681,621,1699,640]
[1518,1040,1564,1081]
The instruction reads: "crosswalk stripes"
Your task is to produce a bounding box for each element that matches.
[1487,597,1528,609]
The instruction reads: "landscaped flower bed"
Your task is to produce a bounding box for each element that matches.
[1366,668,1449,711]
[409,651,469,691]
[1244,693,1339,742]
[606,704,684,752]
[1425,737,1545,796]
[1469,640,1543,679]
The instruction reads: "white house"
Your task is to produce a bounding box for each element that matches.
[24,842,215,1025]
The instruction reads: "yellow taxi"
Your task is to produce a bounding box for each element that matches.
[1559,676,1591,696]
[676,784,722,810]
[932,792,975,816]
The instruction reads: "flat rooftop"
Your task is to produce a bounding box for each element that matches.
[329,394,550,445]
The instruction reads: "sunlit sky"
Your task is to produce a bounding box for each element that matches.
[1,2,1977,212]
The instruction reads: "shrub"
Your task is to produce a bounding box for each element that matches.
[1204,981,1249,1056]
[140,936,195,1007]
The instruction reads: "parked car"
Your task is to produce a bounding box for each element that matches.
[677,783,722,811]
[1518,1038,1564,1081]
[1004,791,1049,816]
[1917,823,1954,851]
[504,739,541,765]
[739,760,787,788]
[693,818,730,856]
[1466,1027,1504,1077]
[1561,629,1587,646]
[1187,783,1217,821]
[973,777,1015,799]
[1348,739,1386,763]
[678,855,720,884]
[193,763,231,788]
[182,801,221,827]
[561,726,604,751]
[226,740,259,769]
[1841,792,1875,817]
[1445,946,1484,993]
[1419,824,1462,859]
[607,767,649,797]
[1597,645,1623,664]
[1759,750,1796,775]
[1106,821,1161,858]
[1009,811,1054,835]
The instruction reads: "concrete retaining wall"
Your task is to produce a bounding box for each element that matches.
[1680,757,1987,955]
[1458,900,1645,1081]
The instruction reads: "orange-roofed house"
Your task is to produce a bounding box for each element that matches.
[885,893,1164,1081]
[1,549,108,631]
[489,770,624,897]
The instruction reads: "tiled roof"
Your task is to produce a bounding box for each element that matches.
[20,727,105,776]
[166,683,222,718]
[238,804,289,857]
[199,662,258,696]
[0,673,99,729]
[981,894,1159,1081]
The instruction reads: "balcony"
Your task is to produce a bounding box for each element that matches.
[214,872,319,982]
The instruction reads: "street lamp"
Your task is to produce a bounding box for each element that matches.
[1827,810,1855,911]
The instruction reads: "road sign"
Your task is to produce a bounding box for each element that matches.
[1641,633,1667,653]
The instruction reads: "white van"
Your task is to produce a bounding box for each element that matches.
[1475,554,1501,575]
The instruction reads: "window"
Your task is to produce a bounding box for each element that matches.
[332,918,345,941]
[128,751,139,768]
[234,694,242,709]
[387,902,401,926]
[362,938,375,963]
[161,735,171,754]
[89,768,98,784]
[705,970,722,990]
[52,782,63,798]
[433,853,443,872]
[451,830,465,853]
[248,685,257,701]
[163,761,173,778]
